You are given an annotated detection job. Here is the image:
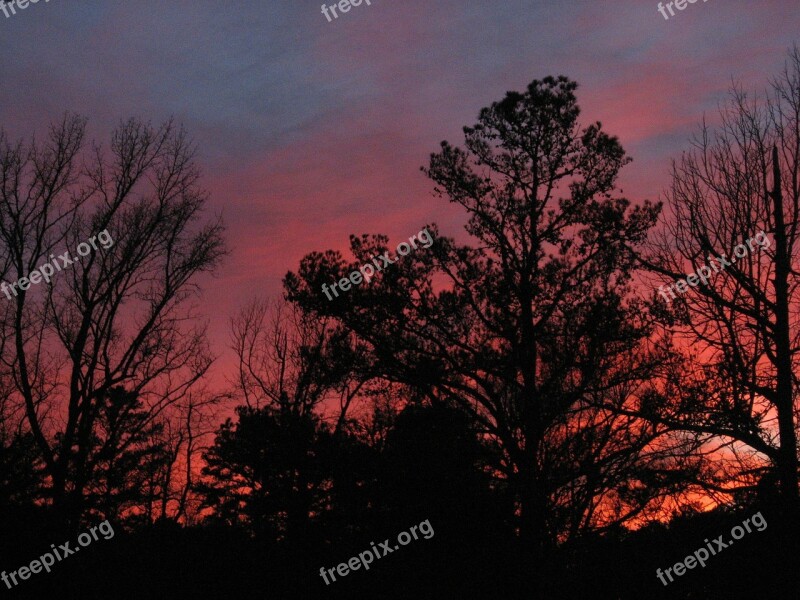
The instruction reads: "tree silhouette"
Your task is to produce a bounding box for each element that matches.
[81,386,171,525]
[2,53,799,600]
[640,46,800,507]
[201,299,381,544]
[286,76,695,556]
[380,402,511,537]
[0,115,226,528]
[229,298,372,431]
[199,405,330,542]
[0,430,44,513]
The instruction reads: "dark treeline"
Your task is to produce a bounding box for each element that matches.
[2,48,800,600]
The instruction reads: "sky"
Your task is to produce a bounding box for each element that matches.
[0,0,798,383]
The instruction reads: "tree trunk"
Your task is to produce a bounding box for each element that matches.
[770,145,799,505]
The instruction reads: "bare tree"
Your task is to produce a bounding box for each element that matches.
[641,46,800,505]
[140,388,226,525]
[230,297,370,432]
[0,114,226,527]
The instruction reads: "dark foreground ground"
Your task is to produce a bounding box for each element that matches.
[1,503,798,600]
